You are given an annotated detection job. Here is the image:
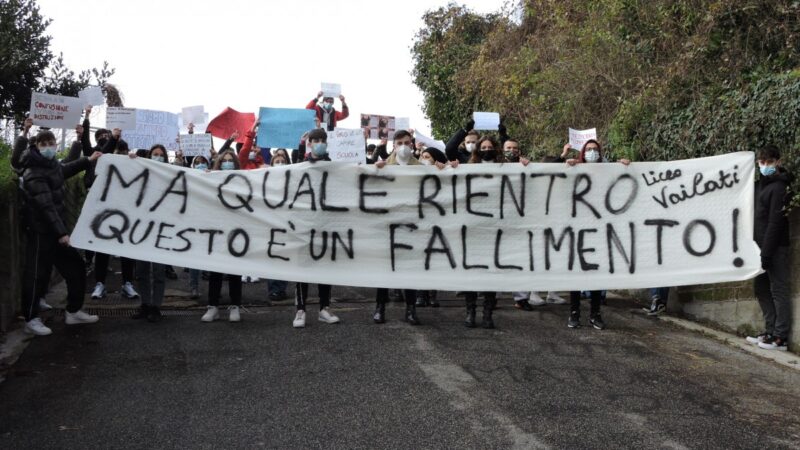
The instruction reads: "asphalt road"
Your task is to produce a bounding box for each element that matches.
[1,280,800,449]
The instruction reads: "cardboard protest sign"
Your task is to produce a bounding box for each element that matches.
[321,82,341,97]
[257,107,316,149]
[206,107,255,144]
[179,134,213,158]
[414,131,446,152]
[328,128,366,162]
[29,92,83,128]
[78,86,105,107]
[360,114,396,140]
[472,112,500,131]
[181,105,205,125]
[121,109,180,151]
[569,128,598,150]
[106,107,138,130]
[72,152,761,292]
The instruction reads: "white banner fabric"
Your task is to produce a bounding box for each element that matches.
[71,152,761,291]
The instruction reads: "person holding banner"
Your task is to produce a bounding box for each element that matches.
[185,155,212,299]
[306,92,349,131]
[292,128,341,328]
[565,140,630,330]
[18,129,102,336]
[201,150,244,323]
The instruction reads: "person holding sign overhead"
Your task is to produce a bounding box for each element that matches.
[305,91,349,131]
[564,139,630,330]
[444,118,480,164]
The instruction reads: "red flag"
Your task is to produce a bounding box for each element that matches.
[206,107,256,144]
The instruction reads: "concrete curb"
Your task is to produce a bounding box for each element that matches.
[0,326,34,384]
[659,315,800,371]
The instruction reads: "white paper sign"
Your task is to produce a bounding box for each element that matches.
[182,105,205,125]
[72,152,761,292]
[328,128,366,162]
[29,92,83,128]
[121,109,180,151]
[106,107,138,130]
[569,127,598,150]
[395,117,410,132]
[179,134,213,158]
[472,112,500,131]
[320,82,341,98]
[414,131,446,152]
[78,86,105,107]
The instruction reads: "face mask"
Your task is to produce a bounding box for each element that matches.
[420,158,433,166]
[323,103,333,111]
[760,165,777,177]
[465,143,476,152]
[152,155,165,163]
[395,145,412,162]
[97,138,108,147]
[312,142,328,157]
[274,162,287,166]
[195,163,208,170]
[221,161,235,170]
[249,152,256,161]
[584,150,600,163]
[39,146,57,159]
[481,150,496,161]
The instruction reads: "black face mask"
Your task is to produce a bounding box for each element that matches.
[481,150,497,161]
[504,151,519,162]
[97,138,108,147]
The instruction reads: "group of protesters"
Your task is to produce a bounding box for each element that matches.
[9,90,794,352]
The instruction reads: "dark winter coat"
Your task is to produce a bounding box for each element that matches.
[754,167,792,258]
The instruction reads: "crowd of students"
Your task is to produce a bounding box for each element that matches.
[9,94,794,351]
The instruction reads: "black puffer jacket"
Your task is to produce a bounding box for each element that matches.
[754,167,792,257]
[20,141,90,237]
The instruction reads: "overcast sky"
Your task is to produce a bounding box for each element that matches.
[37,0,503,139]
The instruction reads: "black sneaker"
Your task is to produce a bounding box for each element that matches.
[269,291,287,301]
[758,335,788,351]
[646,300,666,316]
[589,314,606,330]
[515,300,533,311]
[567,312,581,328]
[164,266,178,280]
[147,306,162,323]
[131,304,149,320]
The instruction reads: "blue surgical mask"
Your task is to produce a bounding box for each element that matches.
[195,163,208,170]
[323,103,333,111]
[249,152,256,161]
[39,146,57,159]
[151,155,165,163]
[312,143,328,157]
[760,165,777,177]
[221,161,235,170]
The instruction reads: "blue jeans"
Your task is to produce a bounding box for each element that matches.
[649,287,670,303]
[189,269,200,289]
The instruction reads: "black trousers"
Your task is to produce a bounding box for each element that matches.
[376,288,416,306]
[21,232,86,320]
[295,283,331,311]
[570,291,601,316]
[208,273,242,306]
[465,291,496,307]
[94,252,135,284]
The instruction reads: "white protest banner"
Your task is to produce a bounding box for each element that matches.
[29,92,83,128]
[179,134,213,158]
[78,86,105,107]
[328,128,366,162]
[473,112,500,131]
[395,117,410,132]
[321,82,341,98]
[122,109,180,151]
[182,105,205,125]
[569,127,597,150]
[414,131,446,152]
[72,152,761,292]
[106,107,138,130]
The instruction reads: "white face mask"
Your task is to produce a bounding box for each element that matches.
[465,143,477,152]
[395,145,412,163]
[585,150,600,163]
[420,158,433,166]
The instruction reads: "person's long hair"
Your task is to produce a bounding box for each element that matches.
[579,139,603,163]
[212,150,240,170]
[468,136,505,163]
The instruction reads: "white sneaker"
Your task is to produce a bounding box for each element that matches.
[25,317,52,336]
[228,306,241,322]
[318,307,340,324]
[293,310,306,328]
[745,333,769,345]
[546,292,567,304]
[528,292,546,306]
[201,306,219,322]
[38,298,53,311]
[65,310,99,325]
[512,291,530,302]
[91,282,106,299]
[121,282,139,299]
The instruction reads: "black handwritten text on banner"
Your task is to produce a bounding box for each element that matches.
[71,153,761,291]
